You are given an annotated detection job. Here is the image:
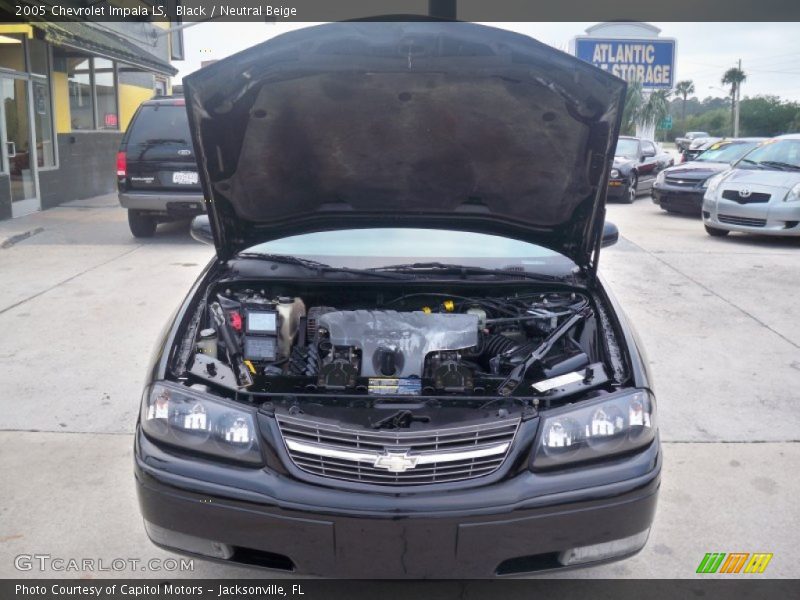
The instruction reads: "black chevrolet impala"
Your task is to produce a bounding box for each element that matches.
[134,21,660,577]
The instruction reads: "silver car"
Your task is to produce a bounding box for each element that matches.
[702,134,800,237]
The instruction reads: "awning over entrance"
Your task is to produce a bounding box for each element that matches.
[32,21,177,76]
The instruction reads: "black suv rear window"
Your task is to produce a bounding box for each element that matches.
[126,105,191,146]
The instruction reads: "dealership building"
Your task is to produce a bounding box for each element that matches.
[0,19,180,221]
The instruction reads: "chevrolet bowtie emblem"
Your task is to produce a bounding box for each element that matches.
[373,450,419,473]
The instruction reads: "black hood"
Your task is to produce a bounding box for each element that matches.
[183,21,626,268]
[663,161,730,181]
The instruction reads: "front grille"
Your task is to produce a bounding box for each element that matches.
[718,214,767,227]
[721,189,771,203]
[276,414,520,485]
[664,176,702,187]
[660,194,702,210]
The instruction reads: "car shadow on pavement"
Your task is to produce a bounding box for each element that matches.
[656,211,700,221]
[712,233,800,249]
[134,219,199,246]
[655,210,800,249]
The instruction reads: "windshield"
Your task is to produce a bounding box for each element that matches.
[695,141,761,163]
[127,104,191,146]
[615,138,639,158]
[738,139,800,170]
[242,229,571,271]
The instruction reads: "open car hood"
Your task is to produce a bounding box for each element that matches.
[183,21,626,269]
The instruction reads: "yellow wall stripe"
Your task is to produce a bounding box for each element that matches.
[118,83,154,132]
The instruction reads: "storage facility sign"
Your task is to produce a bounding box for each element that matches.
[575,38,676,89]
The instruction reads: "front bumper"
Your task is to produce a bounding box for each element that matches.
[606,179,628,199]
[135,429,661,577]
[703,196,800,236]
[652,186,704,215]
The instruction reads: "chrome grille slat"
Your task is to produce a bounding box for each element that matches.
[278,428,516,450]
[291,463,502,483]
[277,414,519,485]
[278,419,518,438]
[292,458,503,478]
[664,176,701,188]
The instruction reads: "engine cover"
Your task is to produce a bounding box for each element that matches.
[318,310,479,378]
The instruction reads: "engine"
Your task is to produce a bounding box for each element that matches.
[312,310,479,393]
[318,310,477,376]
[183,285,611,403]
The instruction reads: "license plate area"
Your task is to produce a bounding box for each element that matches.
[172,171,198,185]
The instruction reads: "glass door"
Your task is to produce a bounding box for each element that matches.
[0,75,40,217]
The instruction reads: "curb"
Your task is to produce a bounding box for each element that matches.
[0,227,45,249]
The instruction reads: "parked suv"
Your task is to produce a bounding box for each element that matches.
[117,96,204,237]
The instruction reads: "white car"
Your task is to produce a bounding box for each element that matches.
[702,134,800,237]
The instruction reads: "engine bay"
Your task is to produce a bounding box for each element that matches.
[174,281,623,411]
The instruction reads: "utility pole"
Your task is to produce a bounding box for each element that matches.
[734,58,741,137]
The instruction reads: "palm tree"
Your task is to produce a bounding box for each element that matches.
[622,81,671,139]
[722,67,746,135]
[674,80,695,121]
[638,90,671,129]
[621,80,645,135]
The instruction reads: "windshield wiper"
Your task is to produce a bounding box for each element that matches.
[758,160,800,171]
[368,261,562,282]
[235,253,413,279]
[738,158,764,168]
[144,138,188,145]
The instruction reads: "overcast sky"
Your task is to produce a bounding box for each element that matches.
[174,22,800,101]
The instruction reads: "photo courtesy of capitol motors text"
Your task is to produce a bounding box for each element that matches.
[13,583,307,597]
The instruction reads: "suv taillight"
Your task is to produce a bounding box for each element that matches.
[116,151,126,177]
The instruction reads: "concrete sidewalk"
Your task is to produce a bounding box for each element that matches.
[0,195,213,434]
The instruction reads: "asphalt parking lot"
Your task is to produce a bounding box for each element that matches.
[0,191,798,579]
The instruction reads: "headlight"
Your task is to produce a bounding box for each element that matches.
[784,183,800,202]
[609,169,620,179]
[655,171,666,186]
[531,390,656,470]
[703,171,728,197]
[141,381,262,465]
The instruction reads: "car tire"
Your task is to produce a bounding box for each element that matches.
[624,173,638,204]
[128,210,157,238]
[704,224,729,237]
